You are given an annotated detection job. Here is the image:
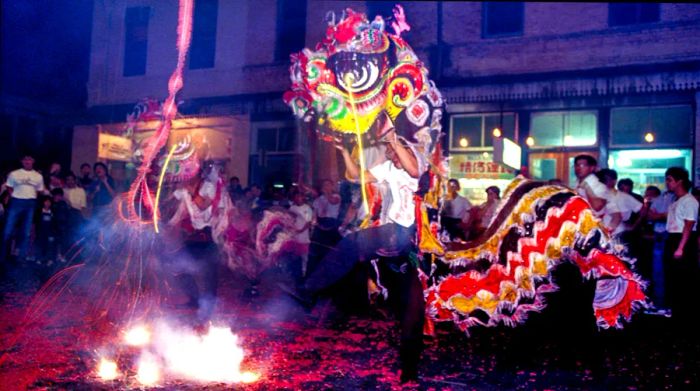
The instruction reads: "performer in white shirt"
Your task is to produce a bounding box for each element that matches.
[573,154,608,214]
[287,115,426,382]
[1,154,47,262]
[596,169,642,237]
[662,167,698,329]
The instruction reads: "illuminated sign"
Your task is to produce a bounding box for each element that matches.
[98,133,133,162]
[493,137,522,170]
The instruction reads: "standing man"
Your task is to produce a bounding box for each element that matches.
[442,179,472,241]
[309,179,342,273]
[573,154,608,214]
[663,167,698,329]
[1,154,47,263]
[290,119,426,382]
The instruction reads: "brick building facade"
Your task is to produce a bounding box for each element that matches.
[75,1,700,200]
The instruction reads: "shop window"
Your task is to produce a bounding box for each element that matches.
[189,0,218,69]
[608,149,692,193]
[123,7,150,77]
[275,0,307,62]
[611,105,692,147]
[609,3,660,27]
[483,2,524,38]
[529,111,597,148]
[450,113,516,150]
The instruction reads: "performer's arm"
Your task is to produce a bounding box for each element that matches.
[386,129,420,178]
[337,144,376,183]
[606,212,622,233]
[674,220,695,259]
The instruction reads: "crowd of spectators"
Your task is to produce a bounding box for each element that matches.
[0,155,116,278]
[2,153,698,319]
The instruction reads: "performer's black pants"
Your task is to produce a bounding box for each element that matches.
[175,239,219,322]
[304,223,423,375]
[308,218,341,274]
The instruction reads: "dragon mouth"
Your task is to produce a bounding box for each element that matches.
[328,51,386,97]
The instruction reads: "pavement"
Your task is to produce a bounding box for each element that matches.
[0,260,698,390]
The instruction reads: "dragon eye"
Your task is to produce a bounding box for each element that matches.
[328,53,383,95]
[337,60,379,93]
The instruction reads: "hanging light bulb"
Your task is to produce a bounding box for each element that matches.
[525,136,535,147]
[459,137,469,147]
[644,132,655,143]
[492,127,502,138]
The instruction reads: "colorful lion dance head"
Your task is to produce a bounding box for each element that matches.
[284,5,443,154]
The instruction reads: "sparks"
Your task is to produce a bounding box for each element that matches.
[97,357,119,381]
[124,325,151,346]
[136,353,161,386]
[153,143,179,233]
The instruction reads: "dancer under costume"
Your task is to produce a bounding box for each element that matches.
[168,160,231,323]
[295,119,426,382]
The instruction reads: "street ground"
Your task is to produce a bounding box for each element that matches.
[0,261,698,391]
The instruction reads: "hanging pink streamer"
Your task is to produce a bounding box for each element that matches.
[126,0,194,220]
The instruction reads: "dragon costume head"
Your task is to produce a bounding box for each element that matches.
[284,5,444,154]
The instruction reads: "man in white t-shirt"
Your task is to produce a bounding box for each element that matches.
[573,154,608,215]
[1,155,47,262]
[442,178,472,240]
[662,167,698,328]
[288,117,426,382]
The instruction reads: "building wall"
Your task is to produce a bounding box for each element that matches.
[83,1,700,190]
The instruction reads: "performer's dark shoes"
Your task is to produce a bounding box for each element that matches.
[278,282,316,311]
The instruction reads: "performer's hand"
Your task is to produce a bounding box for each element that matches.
[331,136,345,151]
[384,128,398,146]
[673,248,683,259]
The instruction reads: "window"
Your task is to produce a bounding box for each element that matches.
[123,7,150,76]
[608,149,692,193]
[189,0,218,69]
[482,2,524,38]
[275,0,307,62]
[611,105,692,147]
[529,111,597,148]
[450,113,516,150]
[249,124,297,188]
[609,3,660,27]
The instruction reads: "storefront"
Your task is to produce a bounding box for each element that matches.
[72,115,250,189]
[447,100,696,201]
[448,112,518,204]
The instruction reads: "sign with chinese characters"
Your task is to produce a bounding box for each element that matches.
[97,133,133,162]
[450,152,515,179]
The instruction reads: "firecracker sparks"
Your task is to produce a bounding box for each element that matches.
[153,143,178,233]
[97,321,259,385]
